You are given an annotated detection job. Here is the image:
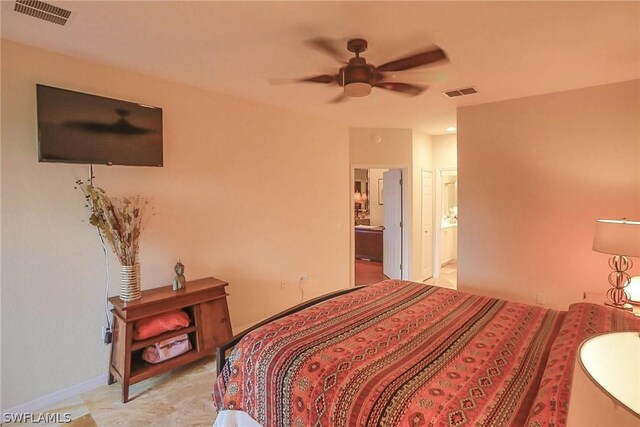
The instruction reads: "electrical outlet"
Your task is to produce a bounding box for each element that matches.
[280,280,287,289]
[300,274,309,282]
[102,325,112,345]
[536,293,545,305]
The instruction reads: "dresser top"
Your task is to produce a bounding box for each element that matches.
[109,276,228,311]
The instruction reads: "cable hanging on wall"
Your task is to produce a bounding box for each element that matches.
[89,164,113,342]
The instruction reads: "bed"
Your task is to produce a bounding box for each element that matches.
[213,280,640,426]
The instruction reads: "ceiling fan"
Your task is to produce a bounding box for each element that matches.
[288,38,448,102]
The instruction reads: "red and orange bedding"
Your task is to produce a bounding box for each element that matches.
[214,280,639,426]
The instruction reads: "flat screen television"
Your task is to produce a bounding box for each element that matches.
[36,84,163,167]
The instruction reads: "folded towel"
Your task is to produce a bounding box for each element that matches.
[142,333,192,364]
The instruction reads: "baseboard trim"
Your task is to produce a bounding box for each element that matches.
[1,373,108,417]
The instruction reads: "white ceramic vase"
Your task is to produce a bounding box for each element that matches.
[119,263,141,302]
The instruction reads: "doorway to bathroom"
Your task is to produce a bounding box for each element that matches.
[431,168,458,288]
[353,167,405,285]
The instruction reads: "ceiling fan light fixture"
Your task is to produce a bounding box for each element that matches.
[344,82,372,97]
[342,62,373,97]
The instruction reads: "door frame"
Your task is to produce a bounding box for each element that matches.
[421,168,435,281]
[434,167,457,278]
[350,164,411,287]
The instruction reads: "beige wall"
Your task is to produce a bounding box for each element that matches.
[457,80,640,309]
[349,128,413,167]
[1,40,350,409]
[433,133,457,170]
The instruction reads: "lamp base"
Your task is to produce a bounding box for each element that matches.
[604,301,633,311]
[604,255,632,308]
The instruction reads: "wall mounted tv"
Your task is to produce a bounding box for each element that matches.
[37,84,163,167]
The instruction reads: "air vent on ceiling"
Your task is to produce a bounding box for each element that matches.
[14,0,71,26]
[443,87,478,98]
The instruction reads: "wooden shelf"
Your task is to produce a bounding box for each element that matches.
[130,325,197,351]
[130,349,202,383]
[108,277,232,403]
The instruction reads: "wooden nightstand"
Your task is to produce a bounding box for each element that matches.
[582,291,640,316]
[108,277,232,402]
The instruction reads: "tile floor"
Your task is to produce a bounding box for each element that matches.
[355,260,457,289]
[425,260,457,289]
[13,357,219,427]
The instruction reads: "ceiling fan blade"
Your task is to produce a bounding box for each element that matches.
[376,46,448,72]
[377,70,448,84]
[268,78,298,85]
[300,74,338,84]
[375,82,427,96]
[268,75,337,85]
[305,37,348,63]
[328,93,348,103]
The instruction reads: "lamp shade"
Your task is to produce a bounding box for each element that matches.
[592,219,640,257]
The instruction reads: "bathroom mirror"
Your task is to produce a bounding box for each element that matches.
[354,168,370,214]
[441,170,458,222]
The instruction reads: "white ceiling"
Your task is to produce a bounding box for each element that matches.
[2,1,639,135]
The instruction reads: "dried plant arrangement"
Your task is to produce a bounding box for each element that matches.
[76,180,151,266]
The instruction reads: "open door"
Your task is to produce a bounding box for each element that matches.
[383,169,403,279]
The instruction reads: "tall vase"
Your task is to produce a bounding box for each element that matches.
[120,263,141,302]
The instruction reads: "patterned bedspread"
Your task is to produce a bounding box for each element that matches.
[214,280,640,427]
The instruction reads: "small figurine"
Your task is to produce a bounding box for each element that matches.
[172,260,186,291]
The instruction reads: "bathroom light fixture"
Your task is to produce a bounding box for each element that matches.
[354,191,368,205]
[445,126,456,132]
[592,219,640,310]
[354,191,368,220]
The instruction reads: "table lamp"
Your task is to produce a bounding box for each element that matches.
[592,219,640,310]
[626,276,640,305]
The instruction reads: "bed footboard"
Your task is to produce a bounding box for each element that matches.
[216,286,365,374]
